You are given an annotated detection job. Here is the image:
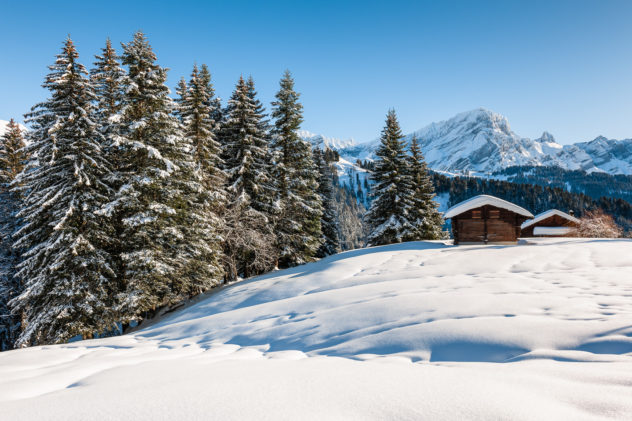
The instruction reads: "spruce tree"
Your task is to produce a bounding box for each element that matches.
[90,39,126,122]
[219,76,276,280]
[0,119,27,183]
[314,148,341,257]
[110,31,223,322]
[405,136,445,240]
[177,64,225,193]
[175,64,225,288]
[0,119,27,350]
[204,65,224,132]
[11,38,117,346]
[271,70,322,266]
[365,109,415,246]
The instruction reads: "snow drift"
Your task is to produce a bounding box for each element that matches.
[1,238,631,420]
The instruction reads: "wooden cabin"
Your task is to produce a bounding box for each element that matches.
[444,195,534,245]
[520,209,579,237]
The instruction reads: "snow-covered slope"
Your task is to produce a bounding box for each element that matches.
[303,108,632,176]
[1,238,631,420]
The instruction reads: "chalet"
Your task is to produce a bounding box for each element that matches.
[444,195,534,245]
[520,209,579,237]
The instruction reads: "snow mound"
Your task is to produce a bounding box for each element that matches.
[444,194,534,219]
[1,238,631,420]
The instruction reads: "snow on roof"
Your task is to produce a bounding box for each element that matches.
[521,209,579,229]
[533,226,574,236]
[444,195,533,219]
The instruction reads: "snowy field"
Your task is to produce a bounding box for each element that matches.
[1,238,631,420]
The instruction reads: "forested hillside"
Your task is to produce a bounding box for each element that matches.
[492,165,632,203]
[431,172,632,234]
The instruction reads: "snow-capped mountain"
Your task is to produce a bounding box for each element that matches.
[302,108,632,176]
[297,130,357,151]
[574,135,632,174]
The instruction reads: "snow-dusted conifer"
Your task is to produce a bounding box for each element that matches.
[177,64,225,193]
[110,32,223,321]
[271,71,322,266]
[365,109,415,246]
[404,136,445,240]
[175,64,225,287]
[219,76,276,280]
[0,119,27,350]
[0,119,27,183]
[11,38,117,346]
[313,148,341,257]
[90,39,126,123]
[221,76,275,214]
[0,188,21,351]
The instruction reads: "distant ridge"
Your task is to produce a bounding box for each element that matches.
[302,108,632,176]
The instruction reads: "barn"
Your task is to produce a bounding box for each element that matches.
[444,195,534,245]
[520,209,579,237]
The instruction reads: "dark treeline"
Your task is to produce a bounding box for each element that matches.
[493,165,632,203]
[0,32,343,350]
[431,172,632,234]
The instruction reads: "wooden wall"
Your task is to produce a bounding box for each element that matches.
[521,214,578,237]
[451,205,530,244]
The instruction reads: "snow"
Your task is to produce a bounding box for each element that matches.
[533,226,574,236]
[1,238,632,420]
[444,194,534,219]
[522,209,580,229]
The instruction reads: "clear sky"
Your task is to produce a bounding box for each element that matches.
[1,0,631,144]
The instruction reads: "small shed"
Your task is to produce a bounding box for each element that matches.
[444,195,534,244]
[520,209,579,237]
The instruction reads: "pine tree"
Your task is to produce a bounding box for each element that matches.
[177,64,225,194]
[204,65,224,132]
[0,119,27,183]
[219,76,276,281]
[110,31,223,322]
[271,70,322,266]
[404,136,445,240]
[314,148,341,257]
[221,76,276,215]
[175,63,225,289]
[90,39,126,122]
[0,119,27,350]
[11,38,117,346]
[365,109,415,246]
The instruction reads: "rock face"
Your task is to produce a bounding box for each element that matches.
[301,108,632,176]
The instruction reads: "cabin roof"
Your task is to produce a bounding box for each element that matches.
[444,194,534,219]
[521,209,579,229]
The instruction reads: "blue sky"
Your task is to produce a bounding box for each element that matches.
[1,0,631,144]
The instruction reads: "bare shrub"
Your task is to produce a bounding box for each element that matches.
[576,210,622,238]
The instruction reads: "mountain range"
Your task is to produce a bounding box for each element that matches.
[303,108,632,176]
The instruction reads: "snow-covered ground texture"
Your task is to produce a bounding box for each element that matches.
[1,238,632,420]
[303,108,632,176]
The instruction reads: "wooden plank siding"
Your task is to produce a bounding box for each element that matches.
[452,205,530,244]
[521,214,579,237]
